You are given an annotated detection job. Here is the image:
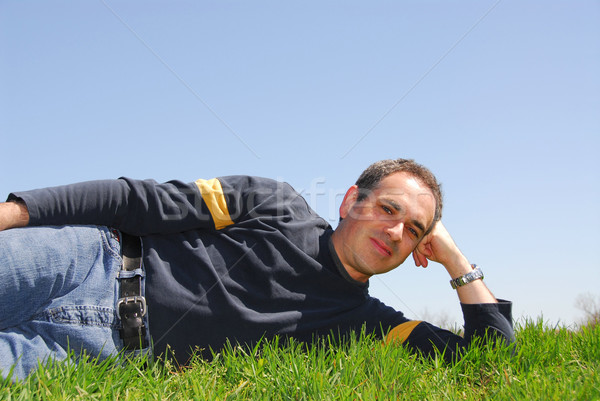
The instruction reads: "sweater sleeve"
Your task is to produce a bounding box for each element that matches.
[8,178,216,235]
[7,175,308,237]
[385,299,514,362]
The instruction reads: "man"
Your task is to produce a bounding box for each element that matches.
[0,159,514,380]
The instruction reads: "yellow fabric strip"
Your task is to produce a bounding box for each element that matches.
[385,320,422,344]
[195,178,234,230]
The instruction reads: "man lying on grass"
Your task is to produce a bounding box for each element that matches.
[0,158,514,381]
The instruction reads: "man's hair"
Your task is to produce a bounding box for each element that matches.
[355,158,443,235]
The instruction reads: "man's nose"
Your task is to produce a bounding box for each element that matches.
[386,222,404,242]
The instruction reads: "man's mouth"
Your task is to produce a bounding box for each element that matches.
[370,238,392,256]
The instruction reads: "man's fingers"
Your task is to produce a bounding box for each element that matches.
[412,250,419,266]
[412,249,429,268]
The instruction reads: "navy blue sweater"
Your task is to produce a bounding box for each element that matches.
[10,175,514,363]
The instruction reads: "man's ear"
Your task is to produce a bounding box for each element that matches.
[339,185,359,219]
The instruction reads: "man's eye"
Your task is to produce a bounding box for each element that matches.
[381,206,392,215]
[409,228,418,237]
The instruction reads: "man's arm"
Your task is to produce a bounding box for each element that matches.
[383,221,515,360]
[0,200,29,231]
[4,175,301,236]
[412,221,497,304]
[6,178,215,235]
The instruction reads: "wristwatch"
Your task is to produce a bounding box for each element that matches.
[450,264,484,289]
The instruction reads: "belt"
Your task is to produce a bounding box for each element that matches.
[117,232,149,350]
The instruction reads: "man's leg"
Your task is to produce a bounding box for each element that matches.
[0,225,123,381]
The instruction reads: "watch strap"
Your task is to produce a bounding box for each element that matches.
[450,264,484,289]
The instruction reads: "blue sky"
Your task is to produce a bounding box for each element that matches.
[1,1,599,328]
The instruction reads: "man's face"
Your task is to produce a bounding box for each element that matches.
[332,172,436,282]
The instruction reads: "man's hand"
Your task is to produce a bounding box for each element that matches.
[412,221,467,271]
[0,201,30,231]
[412,221,497,304]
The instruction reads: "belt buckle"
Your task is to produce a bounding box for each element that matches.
[117,295,147,317]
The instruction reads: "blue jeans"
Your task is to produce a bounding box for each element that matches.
[0,225,150,381]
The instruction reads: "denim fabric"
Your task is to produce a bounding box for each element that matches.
[0,225,148,381]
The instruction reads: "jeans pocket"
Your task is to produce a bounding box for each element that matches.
[98,226,123,261]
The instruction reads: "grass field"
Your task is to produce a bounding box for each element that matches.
[1,319,598,400]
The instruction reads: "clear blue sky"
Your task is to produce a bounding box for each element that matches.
[1,1,599,328]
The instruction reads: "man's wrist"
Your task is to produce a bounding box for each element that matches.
[0,200,30,230]
[444,255,473,279]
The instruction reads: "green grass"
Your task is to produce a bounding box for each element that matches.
[1,319,599,400]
